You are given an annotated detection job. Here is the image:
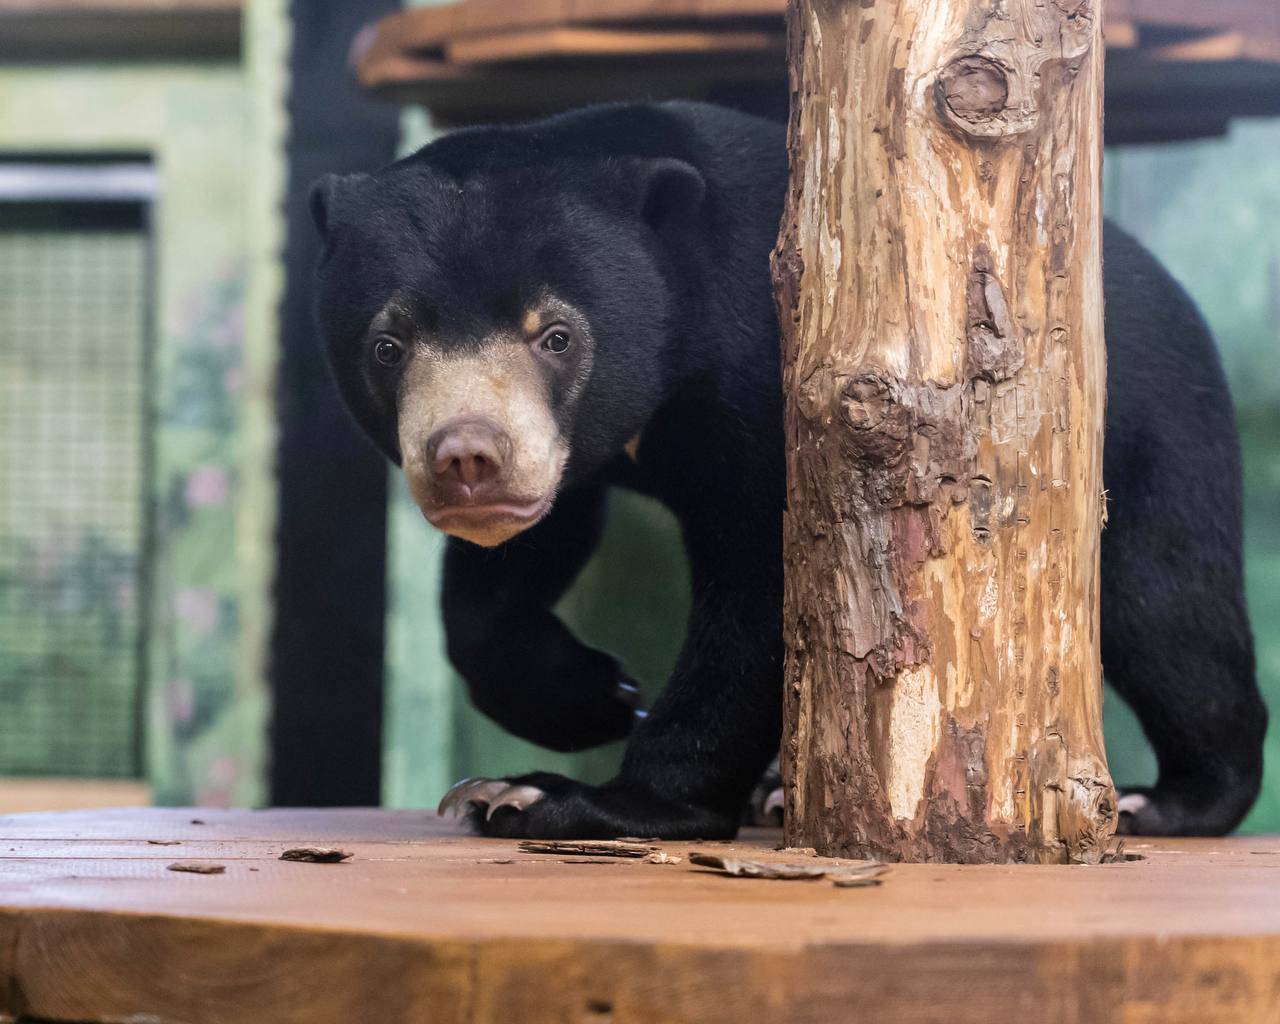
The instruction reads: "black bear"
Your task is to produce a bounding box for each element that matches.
[310,101,1266,840]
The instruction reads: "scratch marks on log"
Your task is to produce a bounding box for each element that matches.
[968,472,995,546]
[910,719,1037,865]
[773,245,805,326]
[1031,737,1115,865]
[966,245,1024,383]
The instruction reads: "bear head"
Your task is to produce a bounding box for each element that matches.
[310,129,706,547]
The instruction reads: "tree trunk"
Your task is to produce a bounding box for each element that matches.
[773,0,1117,864]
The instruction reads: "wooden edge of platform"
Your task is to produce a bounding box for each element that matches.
[4,905,1280,1024]
[1,814,1279,1023]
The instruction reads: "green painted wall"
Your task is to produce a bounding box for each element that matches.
[0,57,274,805]
[384,111,1280,833]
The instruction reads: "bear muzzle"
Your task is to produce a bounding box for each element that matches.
[427,415,514,506]
[409,415,557,546]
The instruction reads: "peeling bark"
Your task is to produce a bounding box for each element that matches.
[773,0,1116,864]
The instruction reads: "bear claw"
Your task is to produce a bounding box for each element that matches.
[437,778,545,820]
[484,784,546,820]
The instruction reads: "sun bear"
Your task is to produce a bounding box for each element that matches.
[310,101,1266,839]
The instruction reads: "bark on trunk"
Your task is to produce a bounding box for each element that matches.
[773,0,1116,864]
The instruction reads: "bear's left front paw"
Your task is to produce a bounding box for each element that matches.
[437,772,737,840]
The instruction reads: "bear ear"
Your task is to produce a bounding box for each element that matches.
[636,158,706,232]
[308,172,366,239]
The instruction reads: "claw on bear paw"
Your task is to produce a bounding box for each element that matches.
[437,777,546,819]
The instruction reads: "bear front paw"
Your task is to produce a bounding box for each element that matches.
[436,772,738,840]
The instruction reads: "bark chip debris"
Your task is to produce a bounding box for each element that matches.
[167,862,225,875]
[280,847,353,863]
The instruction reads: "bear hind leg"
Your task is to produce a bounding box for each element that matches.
[1102,547,1266,836]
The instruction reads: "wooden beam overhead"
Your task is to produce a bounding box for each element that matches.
[352,0,1280,142]
[0,0,238,10]
[0,0,242,58]
[1146,30,1280,65]
[448,25,783,64]
[1114,0,1280,39]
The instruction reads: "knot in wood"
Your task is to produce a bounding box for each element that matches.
[939,56,1009,127]
[839,375,912,462]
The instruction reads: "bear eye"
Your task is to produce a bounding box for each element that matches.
[539,327,572,355]
[373,335,405,367]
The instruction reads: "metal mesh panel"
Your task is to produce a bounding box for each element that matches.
[0,212,148,777]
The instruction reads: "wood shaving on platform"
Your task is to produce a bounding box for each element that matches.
[167,862,225,875]
[645,850,683,865]
[690,852,889,886]
[831,869,890,888]
[518,840,654,859]
[825,864,890,887]
[279,847,353,863]
[1099,839,1145,864]
[147,839,181,846]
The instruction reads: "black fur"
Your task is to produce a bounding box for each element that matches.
[311,101,1266,839]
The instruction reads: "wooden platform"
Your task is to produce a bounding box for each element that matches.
[2,810,1279,1023]
[351,0,1280,141]
[0,778,150,816]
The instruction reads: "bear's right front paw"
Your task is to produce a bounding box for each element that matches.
[436,772,739,840]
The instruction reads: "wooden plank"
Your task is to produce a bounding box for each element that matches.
[0,778,150,815]
[351,3,464,54]
[353,0,1280,112]
[365,0,1280,58]
[1127,0,1280,38]
[456,0,785,40]
[357,45,1280,145]
[0,0,239,10]
[1146,31,1280,64]
[1107,20,1139,49]
[0,0,241,56]
[357,53,786,124]
[373,0,789,53]
[1,809,1280,1022]
[567,0,785,19]
[447,25,783,64]
[462,0,570,38]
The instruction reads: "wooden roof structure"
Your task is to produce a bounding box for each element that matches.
[0,0,242,59]
[354,0,1280,142]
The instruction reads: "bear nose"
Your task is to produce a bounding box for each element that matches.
[428,417,510,494]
